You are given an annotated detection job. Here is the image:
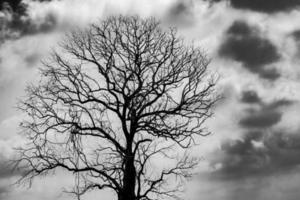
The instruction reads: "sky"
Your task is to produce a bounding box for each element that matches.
[1,0,300,200]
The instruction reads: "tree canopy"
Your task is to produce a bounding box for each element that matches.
[16,15,217,200]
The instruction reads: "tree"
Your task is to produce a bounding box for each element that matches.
[16,15,217,200]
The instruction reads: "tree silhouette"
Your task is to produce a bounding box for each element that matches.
[16,16,217,200]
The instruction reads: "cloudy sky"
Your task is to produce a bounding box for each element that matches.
[1,0,300,200]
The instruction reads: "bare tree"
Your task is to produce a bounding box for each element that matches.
[16,15,217,200]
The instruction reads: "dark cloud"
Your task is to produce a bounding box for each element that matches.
[0,153,13,198]
[291,30,300,58]
[212,130,300,180]
[239,108,282,128]
[239,91,293,129]
[165,1,194,26]
[0,186,8,198]
[0,0,26,14]
[170,2,189,16]
[240,90,261,104]
[0,154,23,178]
[0,1,57,42]
[219,20,281,80]
[210,94,298,180]
[24,53,41,66]
[228,0,300,13]
[207,0,300,13]
[259,68,281,80]
[266,132,300,168]
[213,135,266,179]
[0,155,27,198]
[226,20,255,36]
[267,99,294,109]
[13,12,57,36]
[292,30,300,41]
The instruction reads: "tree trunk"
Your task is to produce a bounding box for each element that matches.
[119,153,136,200]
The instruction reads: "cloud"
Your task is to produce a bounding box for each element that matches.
[218,20,281,80]
[290,29,300,58]
[0,148,27,200]
[259,68,281,80]
[207,0,300,13]
[0,1,299,200]
[0,154,22,179]
[211,129,300,181]
[292,30,300,41]
[239,91,293,129]
[195,172,300,200]
[0,0,26,14]
[0,137,28,179]
[239,109,282,128]
[164,1,195,27]
[209,90,298,180]
[240,90,261,104]
[12,12,57,36]
[0,1,57,42]
[0,186,8,199]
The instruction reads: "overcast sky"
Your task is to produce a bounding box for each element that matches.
[1,0,300,200]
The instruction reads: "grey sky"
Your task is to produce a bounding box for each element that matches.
[1,0,300,200]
